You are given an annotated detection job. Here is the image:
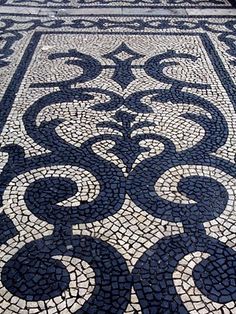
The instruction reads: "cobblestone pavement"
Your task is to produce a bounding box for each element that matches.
[0,1,236,313]
[0,0,233,8]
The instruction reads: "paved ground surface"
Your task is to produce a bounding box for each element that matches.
[0,0,234,8]
[0,1,236,314]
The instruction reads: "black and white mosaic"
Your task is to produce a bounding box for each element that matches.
[0,0,233,8]
[0,14,236,313]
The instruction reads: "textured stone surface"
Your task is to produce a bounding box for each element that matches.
[0,0,234,8]
[0,14,236,313]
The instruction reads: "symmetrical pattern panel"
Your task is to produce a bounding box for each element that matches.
[0,15,236,314]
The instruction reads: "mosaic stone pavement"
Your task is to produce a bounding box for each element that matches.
[0,13,236,314]
[0,0,234,8]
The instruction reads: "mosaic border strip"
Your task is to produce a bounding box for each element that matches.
[0,0,234,9]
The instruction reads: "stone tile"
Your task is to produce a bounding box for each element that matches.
[122,8,187,14]
[186,8,236,14]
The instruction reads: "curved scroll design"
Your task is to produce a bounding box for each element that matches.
[31,50,103,89]
[0,40,236,313]
[1,235,132,312]
[144,50,210,90]
[132,234,236,313]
